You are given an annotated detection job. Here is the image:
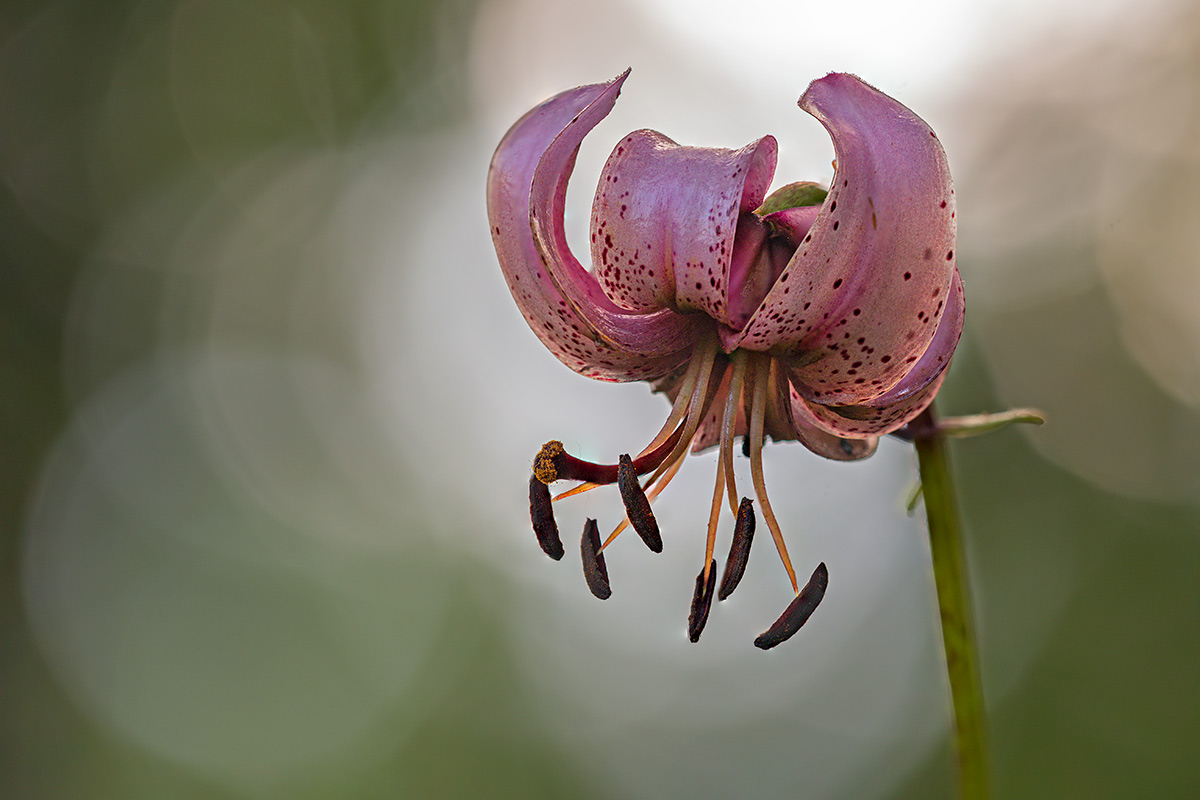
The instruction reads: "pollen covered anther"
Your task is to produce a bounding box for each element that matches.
[529,474,563,560]
[581,519,612,599]
[688,558,718,642]
[754,562,829,650]
[719,497,756,600]
[617,453,663,552]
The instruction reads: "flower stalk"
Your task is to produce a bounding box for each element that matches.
[911,402,990,800]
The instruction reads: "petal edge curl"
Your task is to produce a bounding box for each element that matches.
[487,71,699,381]
[729,73,957,404]
[590,129,778,327]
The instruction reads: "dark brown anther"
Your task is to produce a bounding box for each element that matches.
[718,498,755,600]
[529,474,563,560]
[687,559,717,643]
[753,562,829,650]
[580,519,611,600]
[617,453,662,553]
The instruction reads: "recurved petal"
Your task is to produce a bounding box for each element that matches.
[783,380,880,460]
[590,128,778,326]
[488,71,699,381]
[864,267,964,408]
[788,269,963,438]
[730,73,957,404]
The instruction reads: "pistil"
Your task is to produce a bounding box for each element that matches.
[529,332,725,545]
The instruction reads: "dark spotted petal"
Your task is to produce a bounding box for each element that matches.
[788,269,964,437]
[590,127,777,327]
[488,71,700,381]
[729,73,957,407]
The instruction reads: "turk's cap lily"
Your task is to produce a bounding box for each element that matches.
[488,70,963,646]
[488,69,962,449]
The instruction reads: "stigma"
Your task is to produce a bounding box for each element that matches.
[527,333,830,649]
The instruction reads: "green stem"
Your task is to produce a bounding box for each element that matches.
[912,402,990,799]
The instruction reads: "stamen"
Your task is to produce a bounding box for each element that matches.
[749,354,799,593]
[719,352,748,517]
[753,561,828,650]
[702,451,726,579]
[719,497,755,600]
[644,336,726,488]
[580,519,612,599]
[639,343,706,456]
[600,455,684,552]
[529,474,564,560]
[553,482,598,502]
[688,558,718,642]
[617,453,662,552]
[548,341,713,503]
[544,338,724,504]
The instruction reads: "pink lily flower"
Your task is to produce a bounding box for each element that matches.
[487,70,963,647]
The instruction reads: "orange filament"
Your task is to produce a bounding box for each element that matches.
[749,353,799,594]
[644,335,723,488]
[701,451,726,584]
[719,351,748,518]
[553,481,600,501]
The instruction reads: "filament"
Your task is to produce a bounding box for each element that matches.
[644,334,723,488]
[719,352,748,518]
[637,344,705,457]
[701,452,726,584]
[749,354,799,594]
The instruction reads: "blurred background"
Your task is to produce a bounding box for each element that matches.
[3,0,1199,797]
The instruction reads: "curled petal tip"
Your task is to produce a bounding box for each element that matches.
[734,69,957,424]
[487,71,698,382]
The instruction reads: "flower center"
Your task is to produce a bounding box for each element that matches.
[527,331,829,647]
[726,212,801,332]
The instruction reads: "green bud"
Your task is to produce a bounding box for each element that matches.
[755,181,828,215]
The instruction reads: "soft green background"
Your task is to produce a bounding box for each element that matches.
[3,1,1198,798]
